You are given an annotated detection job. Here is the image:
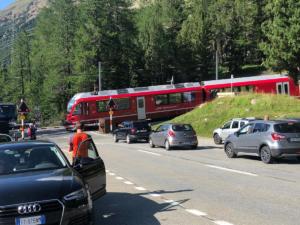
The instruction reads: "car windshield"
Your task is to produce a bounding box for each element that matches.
[172,124,193,131]
[274,122,300,133]
[0,145,67,175]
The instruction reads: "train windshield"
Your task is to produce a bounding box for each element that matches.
[67,97,76,113]
[0,104,16,120]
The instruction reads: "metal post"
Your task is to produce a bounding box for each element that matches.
[21,117,24,139]
[109,108,113,132]
[231,74,234,92]
[98,61,101,92]
[215,50,219,80]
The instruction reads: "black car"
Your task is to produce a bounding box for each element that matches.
[113,120,151,144]
[0,139,106,225]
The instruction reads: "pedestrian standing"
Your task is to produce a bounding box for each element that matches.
[71,122,89,164]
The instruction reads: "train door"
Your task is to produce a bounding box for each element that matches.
[136,97,146,120]
[276,82,290,95]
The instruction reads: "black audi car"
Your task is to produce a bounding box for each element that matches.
[0,139,106,225]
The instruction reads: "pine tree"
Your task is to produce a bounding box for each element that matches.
[261,0,300,81]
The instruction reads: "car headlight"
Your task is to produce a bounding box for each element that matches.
[64,188,87,201]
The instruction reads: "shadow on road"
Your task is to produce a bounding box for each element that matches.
[237,155,300,164]
[94,191,191,225]
[166,145,223,151]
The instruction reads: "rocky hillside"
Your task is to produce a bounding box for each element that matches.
[0,0,48,65]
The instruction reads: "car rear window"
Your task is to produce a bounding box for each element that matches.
[133,122,150,129]
[172,124,193,131]
[274,122,300,133]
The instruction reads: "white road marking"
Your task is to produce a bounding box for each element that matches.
[206,165,258,177]
[149,193,161,197]
[164,199,180,206]
[214,221,234,225]
[138,150,161,156]
[135,186,146,191]
[108,173,115,176]
[116,176,124,180]
[124,181,133,185]
[185,209,207,216]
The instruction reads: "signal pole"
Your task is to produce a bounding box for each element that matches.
[98,61,101,92]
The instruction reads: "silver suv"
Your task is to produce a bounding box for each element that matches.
[213,118,250,144]
[224,120,300,163]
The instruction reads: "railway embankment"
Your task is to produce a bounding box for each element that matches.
[170,93,300,137]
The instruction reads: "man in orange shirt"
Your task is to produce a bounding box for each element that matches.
[72,122,89,163]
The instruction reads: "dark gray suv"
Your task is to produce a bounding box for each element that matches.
[224,120,300,163]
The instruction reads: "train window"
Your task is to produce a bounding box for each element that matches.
[233,86,241,92]
[81,102,89,115]
[182,92,196,103]
[72,104,82,115]
[169,93,182,104]
[115,98,130,110]
[245,85,254,92]
[155,95,168,105]
[96,101,108,112]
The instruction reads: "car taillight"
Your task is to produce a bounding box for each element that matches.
[271,133,286,141]
[168,130,175,137]
[131,128,136,134]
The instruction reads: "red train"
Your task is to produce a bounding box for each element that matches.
[65,74,299,131]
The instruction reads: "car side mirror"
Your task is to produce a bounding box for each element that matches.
[234,131,239,137]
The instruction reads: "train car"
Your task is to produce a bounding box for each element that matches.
[202,74,299,96]
[65,82,207,131]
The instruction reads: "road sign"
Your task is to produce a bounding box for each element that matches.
[19,114,26,121]
[18,99,30,114]
[107,97,117,110]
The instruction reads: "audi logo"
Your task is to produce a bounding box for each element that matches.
[17,203,42,214]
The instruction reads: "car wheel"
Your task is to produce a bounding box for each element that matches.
[113,134,118,143]
[149,138,155,148]
[126,135,131,144]
[225,143,236,158]
[260,146,273,164]
[190,145,197,150]
[213,134,222,144]
[165,140,171,151]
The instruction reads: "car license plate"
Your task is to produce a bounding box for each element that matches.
[16,215,46,225]
[290,138,300,142]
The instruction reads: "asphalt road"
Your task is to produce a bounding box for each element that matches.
[40,130,300,225]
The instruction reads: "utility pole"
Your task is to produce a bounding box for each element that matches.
[98,61,101,92]
[215,50,219,80]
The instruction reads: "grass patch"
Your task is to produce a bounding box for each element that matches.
[166,93,300,137]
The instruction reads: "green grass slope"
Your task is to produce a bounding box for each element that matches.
[170,94,300,137]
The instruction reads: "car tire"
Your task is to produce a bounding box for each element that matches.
[165,140,171,151]
[126,135,131,144]
[149,138,155,148]
[113,134,118,143]
[213,134,222,145]
[260,146,273,164]
[191,145,197,150]
[225,143,237,158]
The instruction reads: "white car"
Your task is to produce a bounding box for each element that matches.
[213,118,251,144]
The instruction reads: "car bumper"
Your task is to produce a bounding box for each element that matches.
[169,137,198,147]
[129,133,150,140]
[270,147,300,157]
[61,204,91,225]
[0,199,92,225]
